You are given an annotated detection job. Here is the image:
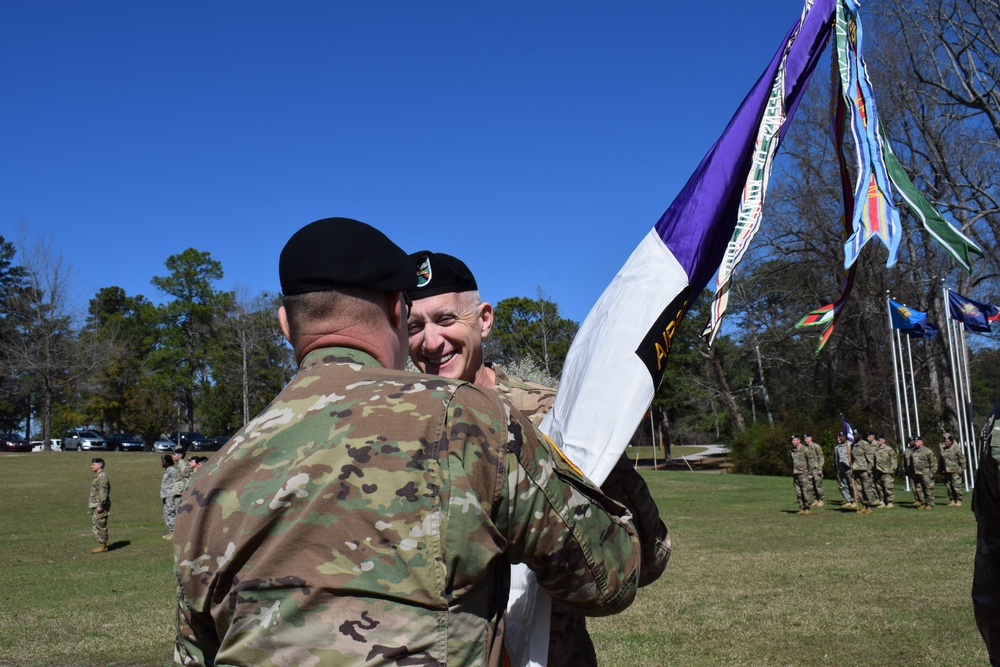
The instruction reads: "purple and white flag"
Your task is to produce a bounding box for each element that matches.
[505,2,836,665]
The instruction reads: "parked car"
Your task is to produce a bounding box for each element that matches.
[28,439,62,451]
[166,431,214,452]
[104,432,146,452]
[153,435,174,453]
[0,432,32,452]
[209,435,230,450]
[61,429,107,451]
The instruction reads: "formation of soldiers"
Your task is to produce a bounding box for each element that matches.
[792,430,968,514]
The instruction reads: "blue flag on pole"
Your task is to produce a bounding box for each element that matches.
[888,299,938,339]
[948,290,1000,333]
[888,299,927,330]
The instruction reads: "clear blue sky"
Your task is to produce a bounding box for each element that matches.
[0,1,812,324]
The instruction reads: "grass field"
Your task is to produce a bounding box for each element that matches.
[0,451,986,666]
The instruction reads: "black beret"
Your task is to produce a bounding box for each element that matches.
[173,446,185,455]
[803,433,811,438]
[279,217,417,295]
[92,458,104,465]
[407,251,478,300]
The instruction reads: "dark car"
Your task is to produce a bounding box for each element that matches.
[62,429,108,451]
[0,432,32,452]
[207,435,230,451]
[104,432,146,452]
[166,431,215,452]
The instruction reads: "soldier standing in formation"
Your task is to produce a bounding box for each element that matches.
[834,432,856,508]
[851,432,878,514]
[939,432,967,507]
[905,435,937,510]
[87,458,110,553]
[872,435,898,508]
[172,218,640,665]
[405,250,669,667]
[803,434,825,507]
[790,435,816,515]
[160,454,179,539]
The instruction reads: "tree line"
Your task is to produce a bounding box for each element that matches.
[0,236,581,452]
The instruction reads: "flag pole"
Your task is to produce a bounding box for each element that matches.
[896,327,913,439]
[905,328,922,438]
[944,285,972,489]
[960,324,979,481]
[888,294,911,492]
[957,323,974,488]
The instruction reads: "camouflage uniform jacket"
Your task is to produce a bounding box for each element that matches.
[89,470,110,512]
[173,347,640,667]
[873,445,898,474]
[806,442,824,473]
[834,441,851,469]
[906,446,937,475]
[940,443,967,473]
[488,364,556,428]
[851,441,876,472]
[161,465,179,500]
[974,406,1000,661]
[790,445,813,475]
[174,458,193,495]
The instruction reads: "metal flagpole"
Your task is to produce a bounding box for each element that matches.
[888,294,910,492]
[650,410,657,470]
[906,332,922,438]
[960,325,979,480]
[896,327,913,439]
[944,285,972,489]
[897,327,915,492]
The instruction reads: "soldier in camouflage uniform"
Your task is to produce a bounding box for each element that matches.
[88,458,110,553]
[974,402,1000,664]
[172,447,193,492]
[173,218,640,667]
[803,434,825,506]
[406,250,670,667]
[850,432,878,513]
[160,454,179,538]
[905,435,937,509]
[873,435,898,508]
[834,432,855,508]
[790,435,815,514]
[939,432,967,506]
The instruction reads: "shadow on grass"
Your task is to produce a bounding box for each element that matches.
[107,540,131,551]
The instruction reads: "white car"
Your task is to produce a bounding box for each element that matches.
[61,429,107,451]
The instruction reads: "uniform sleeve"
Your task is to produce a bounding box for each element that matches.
[448,384,640,617]
[175,583,219,667]
[601,453,670,587]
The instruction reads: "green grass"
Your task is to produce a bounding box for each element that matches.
[0,454,985,666]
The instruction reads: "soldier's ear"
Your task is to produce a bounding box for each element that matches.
[278,306,292,345]
[479,302,494,340]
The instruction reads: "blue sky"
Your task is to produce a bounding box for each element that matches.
[1,1,813,324]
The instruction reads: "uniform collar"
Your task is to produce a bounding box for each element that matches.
[300,346,383,370]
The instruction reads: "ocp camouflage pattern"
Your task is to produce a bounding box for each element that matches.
[974,409,1000,661]
[173,347,639,667]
